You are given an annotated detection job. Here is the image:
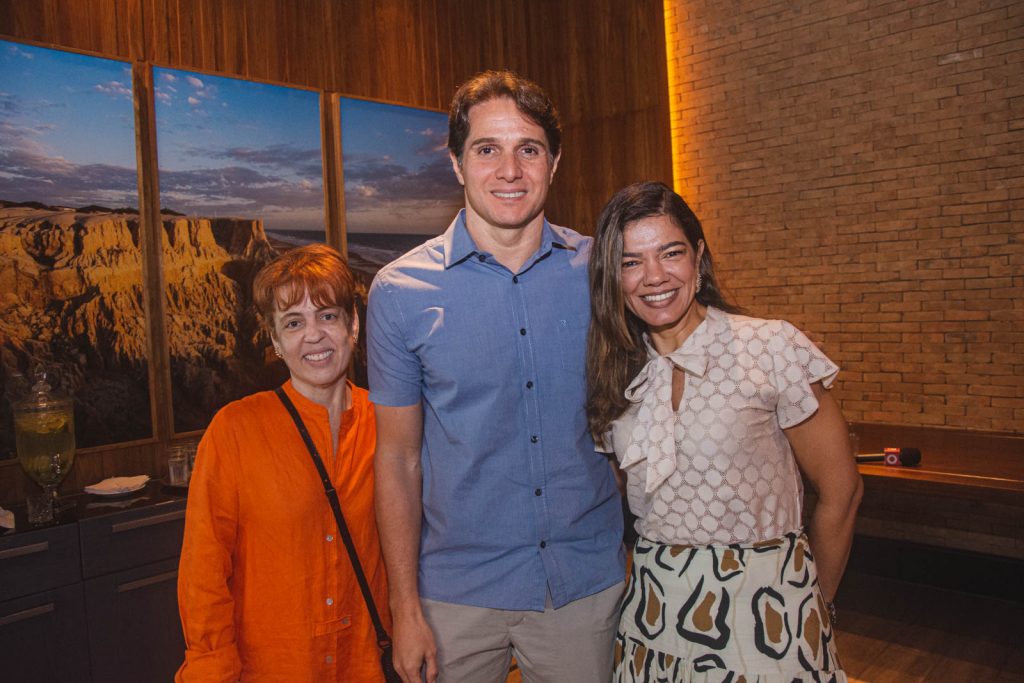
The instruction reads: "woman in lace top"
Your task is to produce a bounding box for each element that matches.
[587,182,862,683]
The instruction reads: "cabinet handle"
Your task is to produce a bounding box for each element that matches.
[118,570,178,593]
[0,603,54,626]
[0,541,49,561]
[111,509,185,533]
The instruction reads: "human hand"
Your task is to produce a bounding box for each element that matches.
[393,610,438,683]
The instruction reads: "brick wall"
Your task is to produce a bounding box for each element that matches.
[663,0,1023,433]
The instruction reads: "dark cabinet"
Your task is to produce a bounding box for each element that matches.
[85,557,184,683]
[0,583,92,683]
[0,523,81,600]
[79,504,187,579]
[0,522,91,682]
[0,491,186,682]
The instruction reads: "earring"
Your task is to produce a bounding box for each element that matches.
[273,345,282,358]
[695,273,704,293]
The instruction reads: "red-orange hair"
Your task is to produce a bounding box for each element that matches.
[252,244,356,334]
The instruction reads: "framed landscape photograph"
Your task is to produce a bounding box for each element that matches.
[1,52,466,449]
[339,97,464,384]
[0,39,149,452]
[341,96,463,277]
[153,67,325,433]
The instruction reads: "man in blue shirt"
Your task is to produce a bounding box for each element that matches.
[368,70,624,682]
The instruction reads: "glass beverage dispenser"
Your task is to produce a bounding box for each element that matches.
[13,366,76,524]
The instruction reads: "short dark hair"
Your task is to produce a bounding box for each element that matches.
[448,70,561,163]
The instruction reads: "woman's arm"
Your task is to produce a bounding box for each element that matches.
[175,420,242,683]
[784,382,863,603]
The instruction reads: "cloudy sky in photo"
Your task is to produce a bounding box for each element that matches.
[154,67,324,234]
[0,39,462,237]
[340,97,463,235]
[0,40,139,208]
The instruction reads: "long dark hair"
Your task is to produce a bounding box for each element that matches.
[586,181,741,441]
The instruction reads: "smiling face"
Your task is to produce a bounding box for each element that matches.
[621,213,706,353]
[450,96,560,238]
[271,289,357,403]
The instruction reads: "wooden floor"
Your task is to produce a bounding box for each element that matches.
[834,571,1024,682]
[506,570,1024,682]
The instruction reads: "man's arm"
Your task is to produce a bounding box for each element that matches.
[374,402,437,683]
[785,382,863,604]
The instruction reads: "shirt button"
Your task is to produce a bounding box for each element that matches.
[535,488,542,496]
[326,534,334,542]
[477,254,486,262]
[540,540,547,548]
[512,275,519,283]
[326,655,334,664]
[326,597,334,606]
[520,328,527,336]
[530,435,538,443]
[526,381,534,389]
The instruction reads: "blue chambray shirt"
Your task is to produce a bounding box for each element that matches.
[367,210,625,611]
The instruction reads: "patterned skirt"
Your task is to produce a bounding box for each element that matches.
[613,533,846,683]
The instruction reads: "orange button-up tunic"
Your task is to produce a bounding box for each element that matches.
[176,381,389,682]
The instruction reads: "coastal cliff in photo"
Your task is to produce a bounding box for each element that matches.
[161,210,285,433]
[0,201,285,453]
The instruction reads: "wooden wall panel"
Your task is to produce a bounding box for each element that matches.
[0,0,137,58]
[0,0,672,246]
[0,0,671,503]
[140,0,452,104]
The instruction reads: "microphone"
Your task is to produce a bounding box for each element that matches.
[855,447,922,467]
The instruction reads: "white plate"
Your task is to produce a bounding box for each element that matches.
[85,482,148,496]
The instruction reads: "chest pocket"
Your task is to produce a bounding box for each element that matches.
[556,310,588,377]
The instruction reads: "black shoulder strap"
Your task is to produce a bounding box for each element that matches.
[275,387,391,649]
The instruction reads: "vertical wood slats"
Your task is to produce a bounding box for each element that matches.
[0,0,671,504]
[1,0,672,229]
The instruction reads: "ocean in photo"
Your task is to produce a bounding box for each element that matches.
[345,232,437,275]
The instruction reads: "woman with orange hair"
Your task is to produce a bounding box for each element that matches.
[176,244,389,682]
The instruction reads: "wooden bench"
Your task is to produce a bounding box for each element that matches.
[842,424,1024,597]
[851,425,1024,547]
[853,424,1024,504]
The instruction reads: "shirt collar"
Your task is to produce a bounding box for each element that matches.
[442,210,476,268]
[640,305,725,366]
[619,307,726,493]
[442,209,569,270]
[281,378,354,424]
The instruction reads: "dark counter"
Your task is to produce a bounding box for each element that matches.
[0,480,187,683]
[2,479,187,539]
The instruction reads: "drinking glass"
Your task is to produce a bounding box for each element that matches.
[166,445,190,485]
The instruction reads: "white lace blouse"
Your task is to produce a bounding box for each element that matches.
[605,306,839,546]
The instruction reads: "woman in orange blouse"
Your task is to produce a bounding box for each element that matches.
[176,244,389,682]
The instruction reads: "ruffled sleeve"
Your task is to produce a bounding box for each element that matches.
[770,321,840,429]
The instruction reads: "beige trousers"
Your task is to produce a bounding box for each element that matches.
[421,581,625,683]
